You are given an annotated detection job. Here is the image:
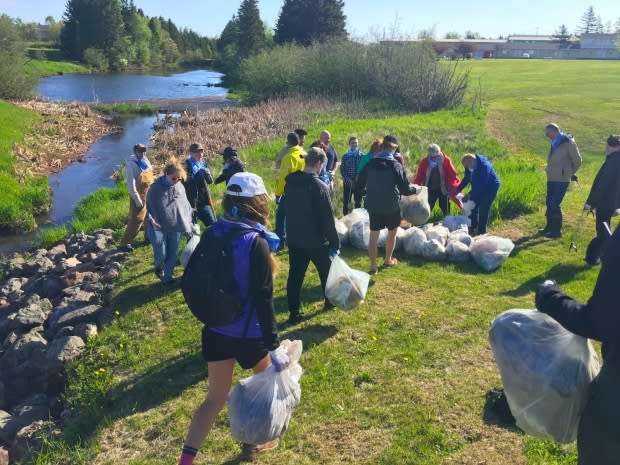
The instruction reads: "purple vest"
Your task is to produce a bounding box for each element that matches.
[209,218,263,339]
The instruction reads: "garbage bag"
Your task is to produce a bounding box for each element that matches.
[402,227,427,256]
[421,239,446,261]
[469,236,514,271]
[340,208,368,230]
[325,256,370,310]
[399,186,430,226]
[489,309,600,443]
[376,228,389,248]
[423,224,450,245]
[349,220,370,250]
[461,200,476,223]
[394,227,408,251]
[442,215,470,232]
[335,219,349,246]
[447,230,473,247]
[179,234,200,268]
[446,241,470,262]
[228,339,304,445]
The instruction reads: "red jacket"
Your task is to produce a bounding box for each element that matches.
[413,154,463,208]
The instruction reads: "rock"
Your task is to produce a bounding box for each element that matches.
[10,420,49,463]
[14,296,52,329]
[20,276,43,296]
[25,257,54,276]
[49,305,102,333]
[60,270,85,288]
[54,257,82,274]
[47,243,67,261]
[0,330,47,377]
[6,257,26,278]
[0,410,15,444]
[3,331,21,349]
[75,261,98,273]
[74,323,97,341]
[46,336,85,363]
[0,278,26,296]
[0,404,49,444]
[40,277,63,299]
[94,237,108,252]
[54,326,74,339]
[0,381,5,411]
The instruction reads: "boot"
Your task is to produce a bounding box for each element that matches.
[544,213,562,238]
[538,211,551,235]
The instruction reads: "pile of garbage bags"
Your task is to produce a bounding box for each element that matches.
[489,309,600,443]
[399,186,430,225]
[325,256,370,310]
[228,339,304,445]
[337,210,514,271]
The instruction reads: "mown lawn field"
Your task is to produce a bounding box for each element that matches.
[32,59,620,465]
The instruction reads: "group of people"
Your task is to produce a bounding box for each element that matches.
[120,142,245,283]
[117,126,620,465]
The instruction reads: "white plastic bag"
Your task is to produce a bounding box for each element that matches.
[179,235,200,268]
[442,215,470,232]
[394,227,408,251]
[402,227,427,256]
[325,256,370,310]
[335,219,349,246]
[399,186,430,225]
[340,208,368,230]
[349,220,370,250]
[461,200,476,223]
[447,230,473,247]
[423,224,450,245]
[228,339,304,445]
[469,236,514,271]
[489,309,600,443]
[421,239,446,261]
[446,241,470,262]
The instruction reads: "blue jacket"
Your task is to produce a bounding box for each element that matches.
[456,154,500,203]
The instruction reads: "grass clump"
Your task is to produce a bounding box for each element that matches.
[92,103,159,116]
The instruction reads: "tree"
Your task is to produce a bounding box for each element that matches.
[615,17,620,33]
[553,24,570,46]
[576,6,602,35]
[275,0,347,46]
[464,30,480,39]
[236,0,265,57]
[45,16,63,44]
[444,32,461,39]
[454,41,476,59]
[0,15,36,98]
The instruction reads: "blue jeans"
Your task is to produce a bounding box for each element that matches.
[470,192,497,234]
[194,204,215,229]
[275,197,286,242]
[545,181,569,215]
[148,226,182,282]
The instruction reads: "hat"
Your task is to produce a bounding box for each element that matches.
[189,143,204,152]
[545,123,560,132]
[133,143,147,153]
[608,135,620,147]
[221,146,238,158]
[226,172,267,198]
[383,134,399,145]
[427,143,441,155]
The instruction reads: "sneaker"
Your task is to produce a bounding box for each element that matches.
[288,312,306,324]
[120,244,134,252]
[543,230,562,239]
[584,257,601,266]
[240,439,279,462]
[323,301,336,311]
[154,267,163,279]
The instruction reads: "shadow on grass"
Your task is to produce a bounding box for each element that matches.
[510,233,551,257]
[500,262,590,297]
[110,281,178,316]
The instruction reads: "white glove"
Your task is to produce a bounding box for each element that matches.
[191,223,201,236]
[269,347,290,372]
[542,280,556,287]
[134,197,143,209]
[584,204,592,212]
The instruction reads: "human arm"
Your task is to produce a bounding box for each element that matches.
[316,183,341,250]
[413,158,427,185]
[394,162,418,196]
[454,168,470,195]
[569,142,582,174]
[125,161,141,204]
[249,237,279,350]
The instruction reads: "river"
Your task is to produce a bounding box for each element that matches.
[0,69,229,255]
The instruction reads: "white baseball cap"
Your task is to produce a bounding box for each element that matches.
[226,172,267,198]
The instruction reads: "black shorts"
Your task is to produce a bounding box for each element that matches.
[369,210,401,231]
[201,328,268,369]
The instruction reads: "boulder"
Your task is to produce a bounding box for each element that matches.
[46,336,85,363]
[47,244,67,261]
[48,305,102,333]
[74,323,97,341]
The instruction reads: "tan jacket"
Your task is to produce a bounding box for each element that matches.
[545,136,582,182]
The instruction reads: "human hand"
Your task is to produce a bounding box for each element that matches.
[535,280,557,310]
[571,174,578,182]
[584,204,592,212]
[329,248,340,259]
[269,347,290,372]
[134,197,144,209]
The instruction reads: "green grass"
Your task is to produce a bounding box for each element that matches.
[92,103,159,116]
[29,59,620,465]
[24,44,90,77]
[0,101,50,232]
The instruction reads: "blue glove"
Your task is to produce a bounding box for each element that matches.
[329,248,340,259]
[269,348,290,372]
[275,196,282,205]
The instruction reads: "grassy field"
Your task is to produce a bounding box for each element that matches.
[25,44,90,77]
[31,59,620,465]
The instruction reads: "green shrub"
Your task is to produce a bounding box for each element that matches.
[37,225,69,248]
[70,182,128,233]
[92,103,158,115]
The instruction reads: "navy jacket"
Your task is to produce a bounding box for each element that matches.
[456,154,500,203]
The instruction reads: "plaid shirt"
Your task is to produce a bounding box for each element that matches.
[340,149,362,183]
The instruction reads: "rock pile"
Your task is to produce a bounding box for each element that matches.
[0,229,128,463]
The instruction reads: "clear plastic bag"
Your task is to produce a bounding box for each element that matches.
[325,256,370,310]
[179,234,200,268]
[469,236,514,271]
[423,224,450,245]
[399,186,430,225]
[335,219,349,246]
[402,227,427,256]
[446,241,470,262]
[349,220,370,250]
[421,239,446,261]
[489,309,600,443]
[340,208,368,230]
[228,339,304,445]
[442,215,470,232]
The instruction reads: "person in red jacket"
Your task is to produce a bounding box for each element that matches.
[413,143,463,217]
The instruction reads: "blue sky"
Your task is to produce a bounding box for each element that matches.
[1,0,618,39]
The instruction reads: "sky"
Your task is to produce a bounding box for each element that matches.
[1,0,618,40]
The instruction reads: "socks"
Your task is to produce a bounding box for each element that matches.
[178,445,198,465]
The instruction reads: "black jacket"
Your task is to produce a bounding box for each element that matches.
[586,150,620,212]
[357,154,417,213]
[182,159,213,208]
[214,157,245,185]
[536,223,620,365]
[283,171,340,250]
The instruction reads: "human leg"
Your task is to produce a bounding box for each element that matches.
[438,193,450,217]
[162,232,181,282]
[197,204,216,229]
[343,182,353,216]
[275,198,286,243]
[120,200,145,247]
[476,196,495,235]
[545,182,569,238]
[539,182,553,234]
[585,208,613,265]
[148,225,165,270]
[180,359,236,460]
[427,189,439,213]
[308,247,333,308]
[287,248,311,320]
[383,227,399,266]
[352,181,362,209]
[368,229,380,273]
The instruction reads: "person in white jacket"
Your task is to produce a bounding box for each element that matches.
[119,143,154,251]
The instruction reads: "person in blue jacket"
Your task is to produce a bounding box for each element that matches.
[454,153,500,235]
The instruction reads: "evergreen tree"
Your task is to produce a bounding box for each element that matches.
[237,0,265,57]
[553,24,570,45]
[217,16,240,52]
[275,0,347,46]
[577,6,601,35]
